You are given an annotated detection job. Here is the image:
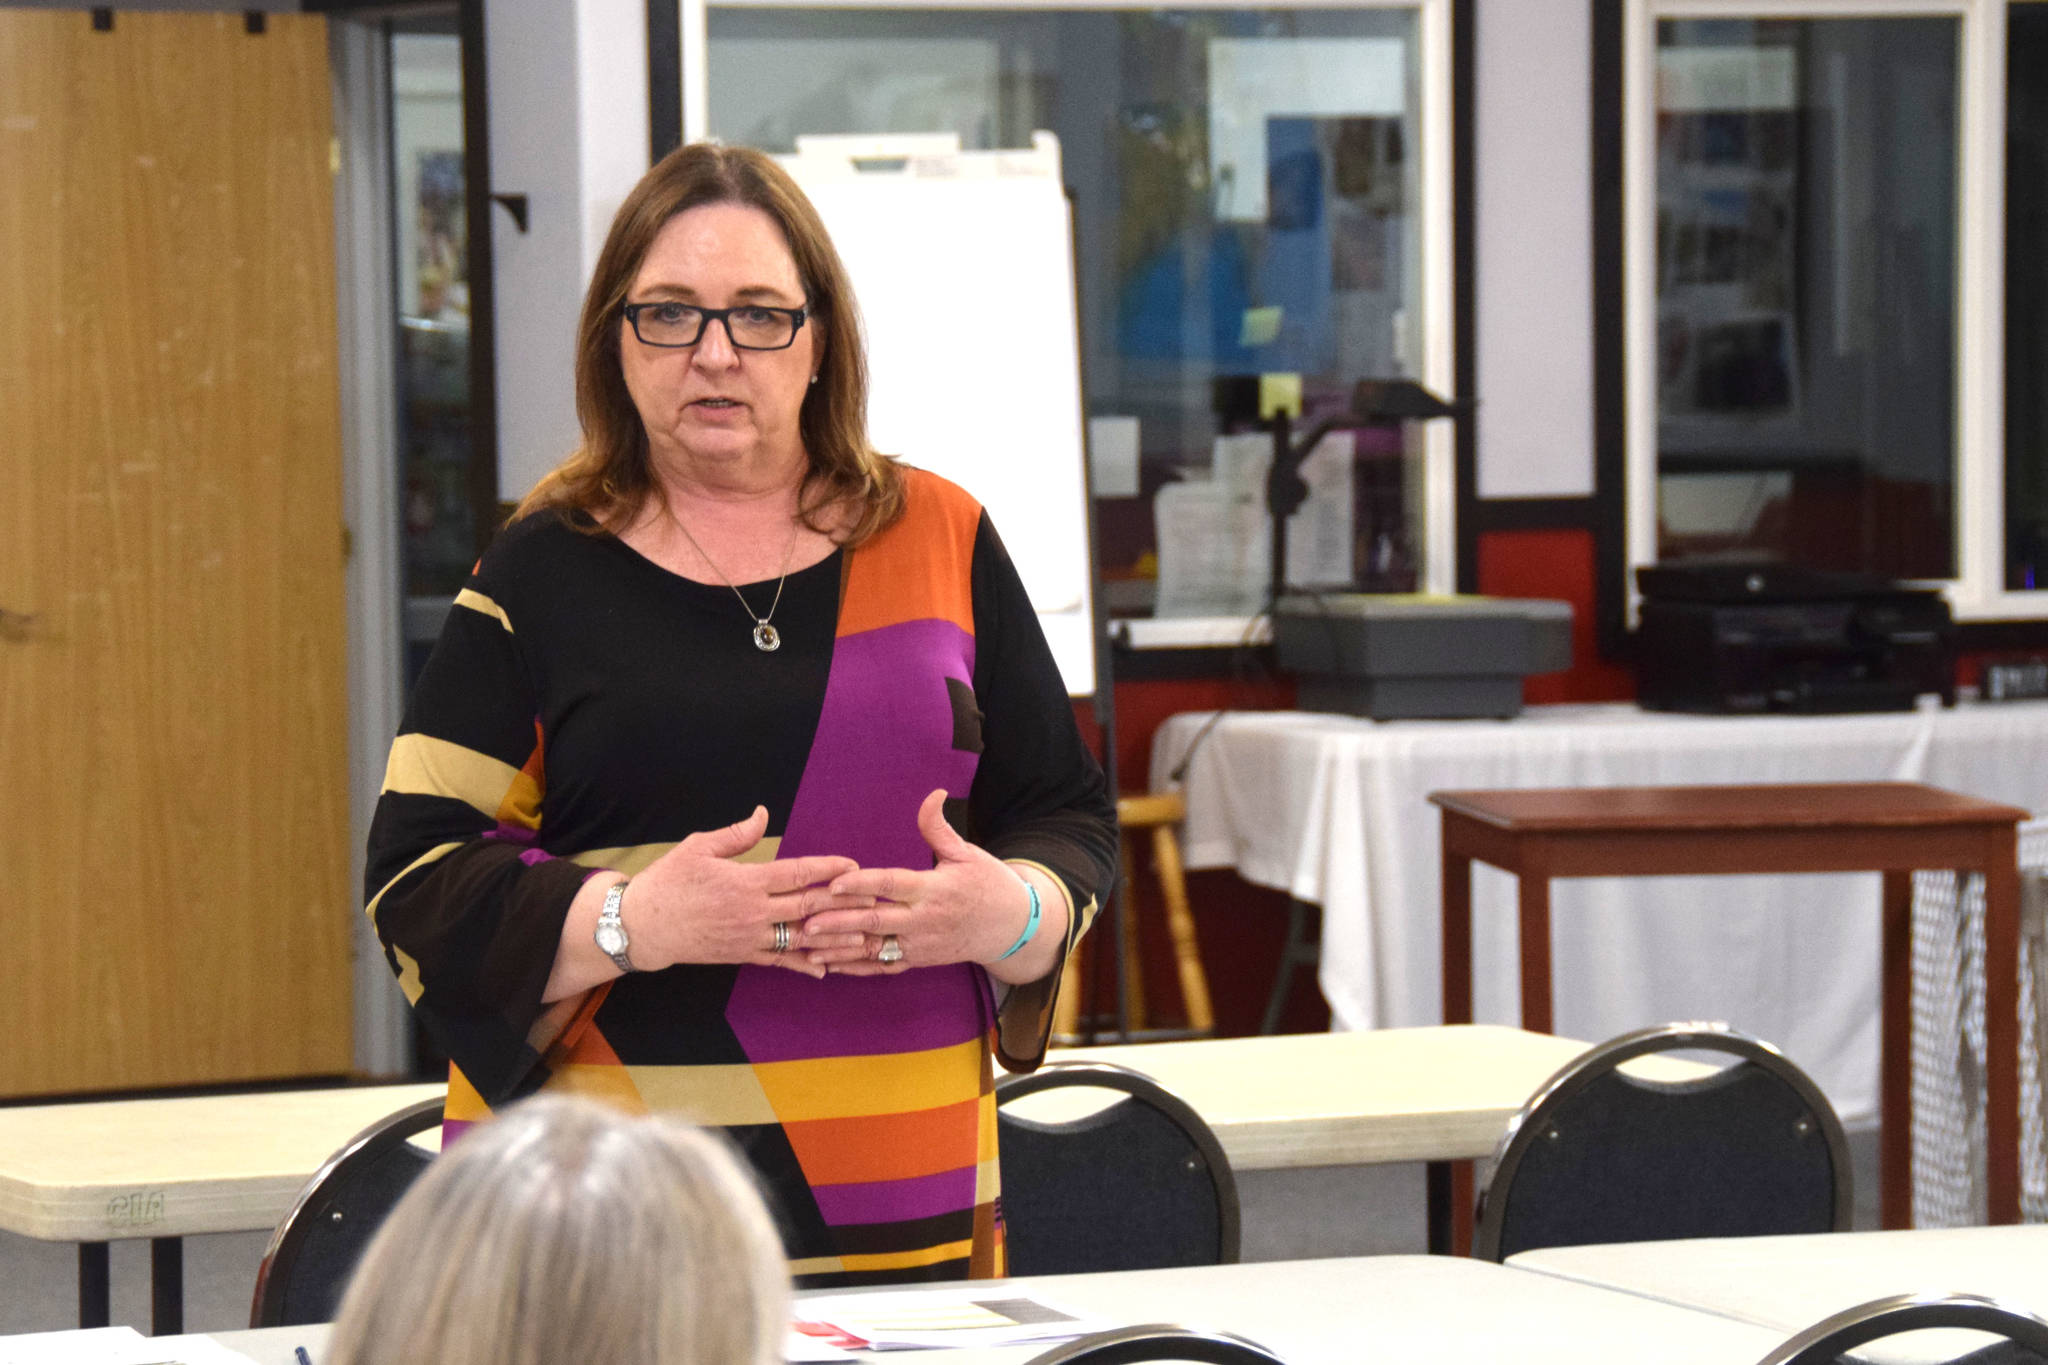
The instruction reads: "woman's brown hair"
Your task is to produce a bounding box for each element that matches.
[513,142,904,544]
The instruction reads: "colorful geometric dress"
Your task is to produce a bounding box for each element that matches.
[363,468,1115,1284]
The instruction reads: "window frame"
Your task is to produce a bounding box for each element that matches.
[1616,0,2016,624]
[676,0,1465,595]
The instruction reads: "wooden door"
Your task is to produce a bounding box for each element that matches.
[0,11,353,1096]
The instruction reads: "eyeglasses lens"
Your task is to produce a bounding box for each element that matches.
[634,306,798,350]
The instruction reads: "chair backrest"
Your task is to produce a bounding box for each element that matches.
[1025,1324,1287,1364]
[248,1095,444,1327]
[997,1060,1239,1275]
[1475,1021,1851,1262]
[1755,1291,2048,1365]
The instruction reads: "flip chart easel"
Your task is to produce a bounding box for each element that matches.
[778,132,1098,697]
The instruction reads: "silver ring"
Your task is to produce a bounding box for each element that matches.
[877,934,904,964]
[772,921,792,954]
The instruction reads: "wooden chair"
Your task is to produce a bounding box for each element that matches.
[1053,792,1213,1041]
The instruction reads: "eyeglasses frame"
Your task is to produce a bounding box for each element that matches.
[620,300,811,351]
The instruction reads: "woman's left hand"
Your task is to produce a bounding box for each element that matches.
[802,789,1043,976]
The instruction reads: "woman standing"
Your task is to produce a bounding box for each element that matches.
[363,141,1116,1284]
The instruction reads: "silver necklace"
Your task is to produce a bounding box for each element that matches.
[670,509,799,652]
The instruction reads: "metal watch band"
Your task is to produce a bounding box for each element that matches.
[596,880,636,973]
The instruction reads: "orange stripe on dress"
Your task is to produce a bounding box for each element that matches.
[783,1095,984,1185]
[495,718,546,831]
[836,468,980,639]
[545,985,619,1064]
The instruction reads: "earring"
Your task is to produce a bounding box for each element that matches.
[810,374,820,385]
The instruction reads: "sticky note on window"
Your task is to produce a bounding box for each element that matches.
[1240,306,1283,347]
[1259,372,1303,419]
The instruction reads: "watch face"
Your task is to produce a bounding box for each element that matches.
[596,920,627,955]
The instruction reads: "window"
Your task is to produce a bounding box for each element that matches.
[686,1,1458,608]
[1612,0,2039,625]
[2007,1,2048,591]
[389,23,495,681]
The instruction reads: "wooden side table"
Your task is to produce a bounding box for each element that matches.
[1430,781,2027,1246]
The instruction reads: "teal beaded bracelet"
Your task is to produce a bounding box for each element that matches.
[994,878,1042,961]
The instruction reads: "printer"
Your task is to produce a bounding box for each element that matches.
[1634,562,1955,714]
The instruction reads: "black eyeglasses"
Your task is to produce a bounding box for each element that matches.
[621,301,810,350]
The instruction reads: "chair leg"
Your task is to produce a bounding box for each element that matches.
[1152,822,1214,1035]
[1118,832,1149,1034]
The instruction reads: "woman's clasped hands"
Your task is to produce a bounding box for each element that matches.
[801,789,1052,980]
[620,805,873,980]
[621,792,1049,982]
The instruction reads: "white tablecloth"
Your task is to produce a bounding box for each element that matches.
[1151,700,2048,1124]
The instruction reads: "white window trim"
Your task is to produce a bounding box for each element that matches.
[1623,0,2020,621]
[677,0,1460,594]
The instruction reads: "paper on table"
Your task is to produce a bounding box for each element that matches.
[134,1338,261,1365]
[0,1326,192,1365]
[785,1325,857,1362]
[795,1289,1107,1351]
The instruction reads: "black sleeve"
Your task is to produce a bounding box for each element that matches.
[361,523,589,1102]
[966,512,1118,1070]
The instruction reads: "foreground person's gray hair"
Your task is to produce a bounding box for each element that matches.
[324,1094,789,1365]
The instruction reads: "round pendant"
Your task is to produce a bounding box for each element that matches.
[753,622,781,652]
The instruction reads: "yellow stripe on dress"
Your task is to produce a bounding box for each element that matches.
[445,1065,491,1123]
[788,1255,848,1277]
[390,944,426,1006]
[751,1037,985,1124]
[453,587,514,633]
[381,733,539,828]
[837,1238,977,1274]
[628,1063,782,1127]
[567,836,781,875]
[976,1092,999,1163]
[547,1063,654,1114]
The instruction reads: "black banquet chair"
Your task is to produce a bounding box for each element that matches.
[1475,1021,1852,1262]
[997,1060,1239,1275]
[1026,1324,1288,1364]
[248,1095,443,1327]
[1755,1291,2048,1365]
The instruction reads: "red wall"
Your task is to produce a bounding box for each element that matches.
[1475,527,1636,704]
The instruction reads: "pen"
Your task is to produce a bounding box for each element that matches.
[296,1348,313,1365]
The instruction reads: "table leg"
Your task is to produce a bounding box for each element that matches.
[1425,1160,1450,1255]
[151,1237,184,1336]
[1518,874,1553,1037]
[1984,840,2022,1224]
[78,1242,110,1328]
[1880,868,1914,1230]
[1450,1160,1474,1257]
[1442,839,1473,1025]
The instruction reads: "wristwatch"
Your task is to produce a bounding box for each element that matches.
[595,881,637,973]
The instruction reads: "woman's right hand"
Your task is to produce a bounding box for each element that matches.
[623,806,874,978]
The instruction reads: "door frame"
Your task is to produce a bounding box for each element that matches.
[331,15,412,1078]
